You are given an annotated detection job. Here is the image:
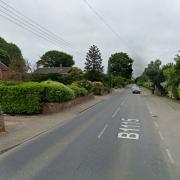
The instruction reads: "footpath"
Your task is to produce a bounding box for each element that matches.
[143,89,180,179]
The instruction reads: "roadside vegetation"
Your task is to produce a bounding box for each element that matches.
[0,37,134,114]
[136,52,180,99]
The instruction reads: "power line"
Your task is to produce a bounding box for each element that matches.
[82,0,139,57]
[0,0,73,48]
[0,0,84,56]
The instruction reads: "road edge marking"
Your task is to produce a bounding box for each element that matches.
[98,124,108,139]
[166,149,175,164]
[158,131,164,141]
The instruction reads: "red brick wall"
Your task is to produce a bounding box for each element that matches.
[43,95,94,114]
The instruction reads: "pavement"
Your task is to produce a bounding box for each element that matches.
[0,87,178,180]
[143,89,180,180]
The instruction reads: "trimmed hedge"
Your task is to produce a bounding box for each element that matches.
[68,84,88,97]
[0,81,75,114]
[41,81,74,102]
[0,82,44,114]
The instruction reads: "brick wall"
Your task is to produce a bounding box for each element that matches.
[43,95,94,114]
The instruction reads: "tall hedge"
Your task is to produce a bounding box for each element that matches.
[0,81,75,114]
[41,81,74,102]
[0,83,44,114]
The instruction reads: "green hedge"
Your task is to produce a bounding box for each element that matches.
[68,84,88,97]
[0,83,44,114]
[41,81,74,102]
[0,81,75,114]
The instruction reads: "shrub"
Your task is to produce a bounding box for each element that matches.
[74,80,93,93]
[68,84,88,97]
[0,82,44,114]
[41,81,74,102]
[92,81,105,95]
[112,76,126,88]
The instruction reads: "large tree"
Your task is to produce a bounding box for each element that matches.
[0,37,23,61]
[37,50,74,68]
[84,45,104,81]
[0,49,10,66]
[108,52,133,79]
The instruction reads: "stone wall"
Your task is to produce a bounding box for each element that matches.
[43,95,94,114]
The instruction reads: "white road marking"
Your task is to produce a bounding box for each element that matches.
[166,149,175,164]
[154,121,159,128]
[118,132,139,140]
[158,131,164,141]
[112,106,121,118]
[98,124,108,139]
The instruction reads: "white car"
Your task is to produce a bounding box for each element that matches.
[131,86,141,94]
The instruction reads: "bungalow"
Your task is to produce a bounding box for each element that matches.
[34,65,71,74]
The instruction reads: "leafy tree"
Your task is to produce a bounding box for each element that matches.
[0,49,10,66]
[0,37,23,61]
[37,50,74,68]
[108,52,133,79]
[84,45,104,81]
[141,59,166,95]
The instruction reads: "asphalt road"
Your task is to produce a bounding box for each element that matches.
[0,87,174,180]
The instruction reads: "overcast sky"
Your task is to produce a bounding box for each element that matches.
[0,0,180,76]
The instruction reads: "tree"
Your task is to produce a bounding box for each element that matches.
[0,37,23,62]
[0,49,10,66]
[37,50,74,68]
[108,52,133,79]
[142,59,167,95]
[84,45,104,81]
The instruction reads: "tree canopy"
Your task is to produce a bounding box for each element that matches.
[0,37,23,63]
[37,50,74,68]
[84,45,104,81]
[108,52,133,79]
[0,49,10,66]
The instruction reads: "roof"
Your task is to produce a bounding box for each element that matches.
[34,67,71,74]
[0,61,8,71]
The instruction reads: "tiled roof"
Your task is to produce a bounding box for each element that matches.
[34,67,71,74]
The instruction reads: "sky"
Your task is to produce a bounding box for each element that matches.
[0,0,180,77]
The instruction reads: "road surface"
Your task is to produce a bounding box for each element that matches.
[0,87,175,180]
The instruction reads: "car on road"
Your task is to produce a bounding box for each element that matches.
[131,86,141,94]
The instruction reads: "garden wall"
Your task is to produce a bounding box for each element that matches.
[43,95,94,114]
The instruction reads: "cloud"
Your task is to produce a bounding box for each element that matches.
[1,0,180,76]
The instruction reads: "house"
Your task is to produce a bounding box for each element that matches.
[0,60,8,80]
[34,66,72,74]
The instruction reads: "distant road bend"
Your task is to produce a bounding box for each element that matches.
[0,87,173,180]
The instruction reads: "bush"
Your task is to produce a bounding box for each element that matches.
[92,81,105,95]
[68,84,88,97]
[0,82,44,114]
[74,80,93,93]
[112,76,126,88]
[41,81,74,102]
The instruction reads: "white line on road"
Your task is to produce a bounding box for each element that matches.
[98,124,108,139]
[166,149,175,164]
[154,121,159,128]
[158,131,164,141]
[112,106,121,118]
